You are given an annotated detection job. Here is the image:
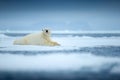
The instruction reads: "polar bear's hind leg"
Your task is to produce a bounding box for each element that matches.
[14,38,28,45]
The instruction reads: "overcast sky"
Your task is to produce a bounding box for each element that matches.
[0,0,120,31]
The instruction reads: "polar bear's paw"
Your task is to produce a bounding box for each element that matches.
[52,42,60,46]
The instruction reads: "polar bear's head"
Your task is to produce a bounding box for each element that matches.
[42,28,51,36]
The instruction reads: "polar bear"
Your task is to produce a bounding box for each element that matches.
[13,29,60,46]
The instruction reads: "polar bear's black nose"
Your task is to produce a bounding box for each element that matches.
[46,30,48,33]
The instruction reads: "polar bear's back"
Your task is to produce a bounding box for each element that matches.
[25,33,45,45]
[14,33,45,45]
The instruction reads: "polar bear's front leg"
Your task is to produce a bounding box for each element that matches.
[48,41,60,46]
[52,41,60,46]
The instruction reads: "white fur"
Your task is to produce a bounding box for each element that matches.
[14,29,60,46]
